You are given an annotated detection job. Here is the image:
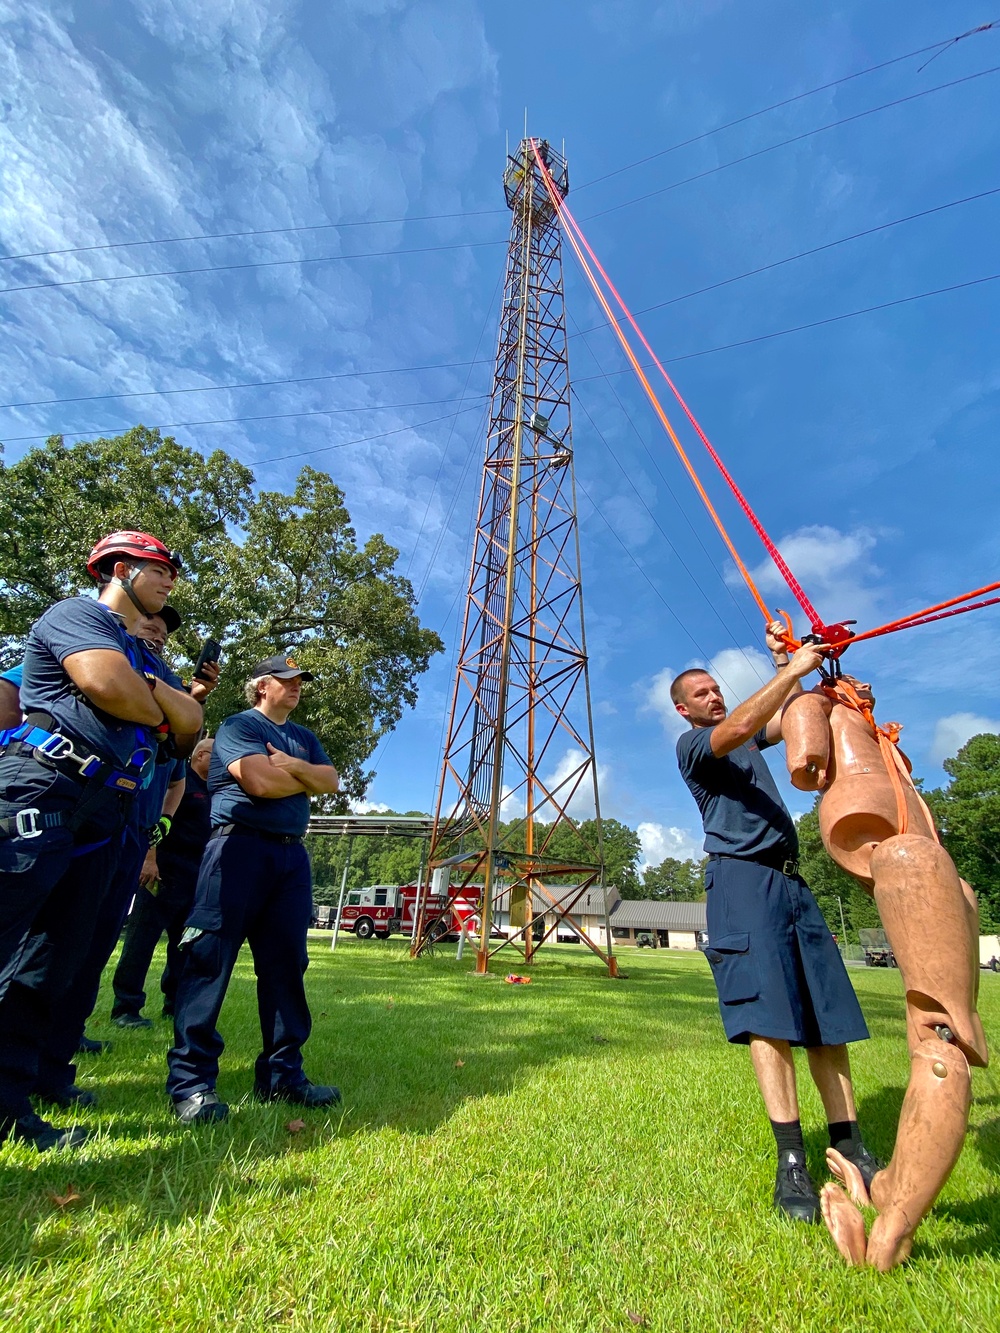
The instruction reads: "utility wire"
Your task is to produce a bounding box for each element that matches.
[568,322,761,645]
[0,394,491,447]
[573,270,1000,377]
[6,269,993,444]
[584,64,1000,221]
[0,238,505,298]
[570,185,1000,338]
[0,358,493,412]
[404,270,504,579]
[572,385,768,679]
[4,23,993,266]
[4,186,990,418]
[250,404,485,468]
[3,65,987,298]
[576,22,999,192]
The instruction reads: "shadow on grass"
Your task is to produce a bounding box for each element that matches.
[0,943,726,1273]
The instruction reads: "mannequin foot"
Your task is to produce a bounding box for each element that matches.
[826,1147,871,1207]
[820,1183,867,1265]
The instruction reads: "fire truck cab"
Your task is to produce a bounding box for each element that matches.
[340,884,402,940]
[338,881,482,942]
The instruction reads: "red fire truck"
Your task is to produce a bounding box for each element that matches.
[337,882,481,941]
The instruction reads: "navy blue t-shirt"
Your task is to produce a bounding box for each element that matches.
[159,764,212,869]
[209,709,331,836]
[20,596,154,772]
[676,725,797,860]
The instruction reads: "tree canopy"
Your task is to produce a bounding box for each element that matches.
[926,732,1000,931]
[0,428,443,801]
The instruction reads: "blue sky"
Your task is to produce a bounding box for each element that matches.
[2,1,998,867]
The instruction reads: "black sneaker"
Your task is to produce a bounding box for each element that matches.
[773,1149,820,1224]
[11,1112,91,1151]
[837,1141,884,1195]
[172,1090,229,1124]
[77,1034,111,1055]
[253,1079,341,1108]
[112,1013,153,1029]
[35,1084,98,1109]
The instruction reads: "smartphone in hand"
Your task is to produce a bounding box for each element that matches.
[192,638,222,681]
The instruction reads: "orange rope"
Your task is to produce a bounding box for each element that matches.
[529,147,774,625]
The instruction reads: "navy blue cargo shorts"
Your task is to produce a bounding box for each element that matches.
[703,855,869,1048]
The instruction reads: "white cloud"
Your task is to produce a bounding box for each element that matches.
[929,713,1000,767]
[738,525,884,637]
[637,820,702,868]
[642,645,771,735]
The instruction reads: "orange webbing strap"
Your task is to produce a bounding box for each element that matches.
[821,679,940,843]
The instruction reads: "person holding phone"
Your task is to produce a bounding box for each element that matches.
[166,655,340,1124]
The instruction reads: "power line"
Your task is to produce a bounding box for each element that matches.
[573,270,1000,376]
[250,404,485,468]
[0,394,491,446]
[4,66,991,301]
[0,208,506,266]
[576,22,998,193]
[584,64,1000,221]
[0,358,493,412]
[4,23,993,268]
[7,269,993,445]
[570,185,1000,338]
[0,237,506,297]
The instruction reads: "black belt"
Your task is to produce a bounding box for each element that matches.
[709,851,799,877]
[209,823,304,846]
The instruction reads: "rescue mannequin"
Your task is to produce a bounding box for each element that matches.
[780,675,988,1270]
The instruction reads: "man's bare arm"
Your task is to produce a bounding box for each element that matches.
[228,755,307,799]
[63,649,164,726]
[264,743,340,795]
[710,643,824,757]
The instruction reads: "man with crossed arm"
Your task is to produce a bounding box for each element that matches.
[166,655,340,1124]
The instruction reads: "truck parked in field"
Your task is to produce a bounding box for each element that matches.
[335,882,481,941]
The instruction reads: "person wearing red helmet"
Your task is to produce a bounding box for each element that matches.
[0,529,201,1150]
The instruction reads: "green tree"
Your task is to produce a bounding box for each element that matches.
[796,802,881,943]
[925,732,1000,931]
[642,856,705,901]
[0,430,442,802]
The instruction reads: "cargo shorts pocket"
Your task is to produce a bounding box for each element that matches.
[704,932,759,1004]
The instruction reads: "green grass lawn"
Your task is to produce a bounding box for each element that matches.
[1,938,998,1331]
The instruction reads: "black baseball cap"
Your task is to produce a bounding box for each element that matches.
[250,653,315,682]
[152,605,182,634]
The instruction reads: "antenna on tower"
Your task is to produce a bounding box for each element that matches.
[412,138,618,978]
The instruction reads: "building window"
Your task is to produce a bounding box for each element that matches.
[612,927,630,940]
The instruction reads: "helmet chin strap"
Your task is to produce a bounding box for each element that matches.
[112,562,155,617]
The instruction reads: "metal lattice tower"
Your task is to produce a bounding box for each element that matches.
[413,139,618,977]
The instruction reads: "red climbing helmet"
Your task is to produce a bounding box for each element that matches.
[86,530,183,580]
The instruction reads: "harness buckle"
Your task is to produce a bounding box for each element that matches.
[35,732,77,762]
[781,858,800,877]
[15,808,44,839]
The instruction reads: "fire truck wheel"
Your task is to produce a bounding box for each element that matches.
[355,917,376,940]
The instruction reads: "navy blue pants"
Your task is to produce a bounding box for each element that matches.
[704,855,869,1048]
[0,749,79,985]
[34,829,147,1096]
[0,834,123,1122]
[166,830,314,1101]
[111,857,199,1019]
